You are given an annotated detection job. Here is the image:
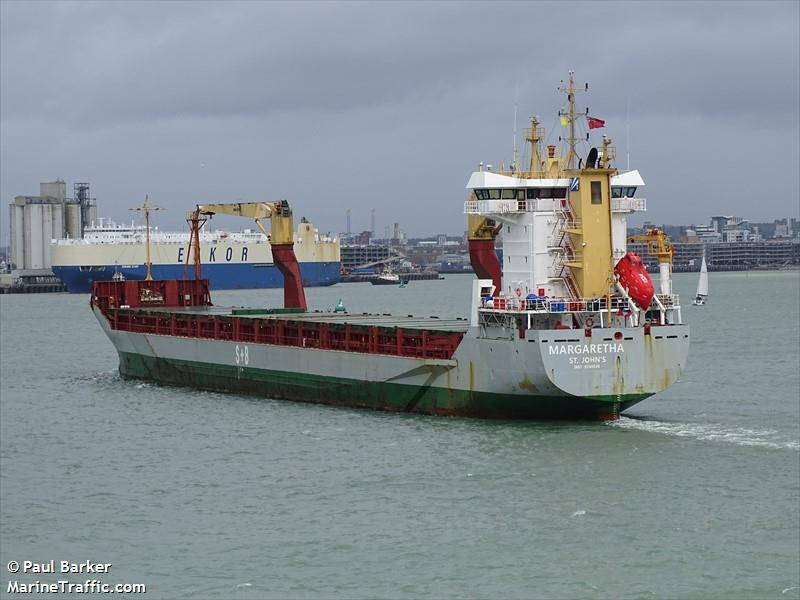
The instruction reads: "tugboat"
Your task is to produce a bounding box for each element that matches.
[370,269,409,286]
[90,72,689,420]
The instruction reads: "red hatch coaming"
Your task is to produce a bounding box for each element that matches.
[91,279,213,311]
[91,279,464,360]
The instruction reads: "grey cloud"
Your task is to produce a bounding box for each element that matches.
[1,0,798,237]
[3,1,797,125]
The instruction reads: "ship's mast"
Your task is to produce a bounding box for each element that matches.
[525,116,543,176]
[558,71,587,170]
[129,195,162,281]
[511,82,519,173]
[601,135,612,169]
[512,108,519,173]
[185,208,208,280]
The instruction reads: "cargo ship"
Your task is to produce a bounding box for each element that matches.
[90,73,689,420]
[52,217,340,292]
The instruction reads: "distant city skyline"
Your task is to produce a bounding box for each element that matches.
[1,176,798,250]
[1,1,798,240]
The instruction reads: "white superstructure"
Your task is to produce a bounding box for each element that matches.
[465,169,646,300]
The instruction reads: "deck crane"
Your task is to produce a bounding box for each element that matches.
[186,200,307,310]
[626,227,674,296]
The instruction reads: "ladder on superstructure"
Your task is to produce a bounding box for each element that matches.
[549,199,581,299]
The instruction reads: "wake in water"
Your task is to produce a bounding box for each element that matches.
[68,369,121,385]
[610,416,799,450]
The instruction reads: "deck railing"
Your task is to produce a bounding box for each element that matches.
[653,293,679,308]
[464,197,645,215]
[479,294,681,315]
[611,197,647,212]
[464,198,555,214]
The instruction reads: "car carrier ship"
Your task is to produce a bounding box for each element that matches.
[90,73,689,420]
[52,216,340,292]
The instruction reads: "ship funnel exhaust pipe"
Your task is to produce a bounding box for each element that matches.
[271,243,307,310]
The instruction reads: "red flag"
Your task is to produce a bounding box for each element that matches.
[587,116,605,129]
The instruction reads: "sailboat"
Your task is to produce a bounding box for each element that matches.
[693,251,708,305]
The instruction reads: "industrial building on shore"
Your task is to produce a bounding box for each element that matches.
[629,239,799,272]
[630,216,799,272]
[8,180,96,270]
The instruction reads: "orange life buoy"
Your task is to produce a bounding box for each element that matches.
[515,287,522,297]
[585,317,594,328]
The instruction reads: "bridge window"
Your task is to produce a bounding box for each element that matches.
[526,187,566,199]
[488,189,501,200]
[501,189,516,199]
[612,186,637,198]
[591,181,602,204]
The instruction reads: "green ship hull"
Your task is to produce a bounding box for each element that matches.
[118,351,649,420]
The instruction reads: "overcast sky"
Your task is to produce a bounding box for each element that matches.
[1,0,798,239]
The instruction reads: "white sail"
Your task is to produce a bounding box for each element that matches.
[696,255,709,297]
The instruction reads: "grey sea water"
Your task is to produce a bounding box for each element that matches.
[1,271,798,599]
